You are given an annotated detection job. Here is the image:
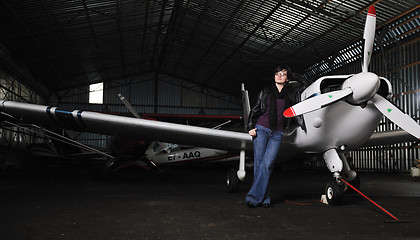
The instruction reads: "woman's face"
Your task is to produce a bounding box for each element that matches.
[274,69,288,84]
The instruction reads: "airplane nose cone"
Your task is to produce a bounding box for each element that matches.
[342,72,380,104]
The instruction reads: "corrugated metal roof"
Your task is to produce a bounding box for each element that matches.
[0,0,418,99]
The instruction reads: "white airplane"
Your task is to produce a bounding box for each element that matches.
[110,140,242,175]
[0,5,419,205]
[105,93,244,191]
[281,5,420,204]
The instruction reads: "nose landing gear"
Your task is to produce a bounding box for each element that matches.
[323,148,359,205]
[325,177,345,205]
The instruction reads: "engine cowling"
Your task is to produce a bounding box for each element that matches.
[342,72,380,104]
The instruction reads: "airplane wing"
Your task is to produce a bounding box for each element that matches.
[363,129,418,147]
[0,100,253,151]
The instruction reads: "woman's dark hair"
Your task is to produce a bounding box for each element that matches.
[273,64,293,80]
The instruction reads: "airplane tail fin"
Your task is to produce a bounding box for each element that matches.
[241,83,251,132]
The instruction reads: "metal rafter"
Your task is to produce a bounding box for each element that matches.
[41,0,91,98]
[151,0,169,71]
[116,0,126,78]
[203,0,285,84]
[81,0,108,83]
[284,0,384,65]
[222,0,334,90]
[0,0,418,99]
[186,0,247,80]
[172,0,212,73]
[1,0,72,96]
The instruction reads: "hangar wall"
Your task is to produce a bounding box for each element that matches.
[0,53,47,165]
[53,72,243,149]
[0,48,44,104]
[349,38,419,172]
[57,73,242,116]
[0,44,243,151]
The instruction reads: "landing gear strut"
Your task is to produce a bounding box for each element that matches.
[226,150,246,193]
[323,148,360,205]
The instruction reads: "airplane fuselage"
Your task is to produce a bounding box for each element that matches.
[292,101,383,153]
[150,147,239,164]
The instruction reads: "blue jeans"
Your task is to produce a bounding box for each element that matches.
[246,124,283,206]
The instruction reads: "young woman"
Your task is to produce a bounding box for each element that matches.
[246,64,308,208]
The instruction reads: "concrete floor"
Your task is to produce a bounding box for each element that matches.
[1,165,420,240]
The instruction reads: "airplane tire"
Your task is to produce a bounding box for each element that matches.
[325,180,344,206]
[226,168,239,193]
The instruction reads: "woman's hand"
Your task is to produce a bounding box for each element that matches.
[248,128,257,137]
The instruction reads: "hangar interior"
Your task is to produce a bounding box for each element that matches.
[0,0,419,173]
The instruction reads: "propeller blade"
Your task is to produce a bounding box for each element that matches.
[371,94,420,140]
[283,88,353,118]
[362,5,376,72]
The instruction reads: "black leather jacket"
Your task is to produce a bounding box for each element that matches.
[248,74,311,131]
